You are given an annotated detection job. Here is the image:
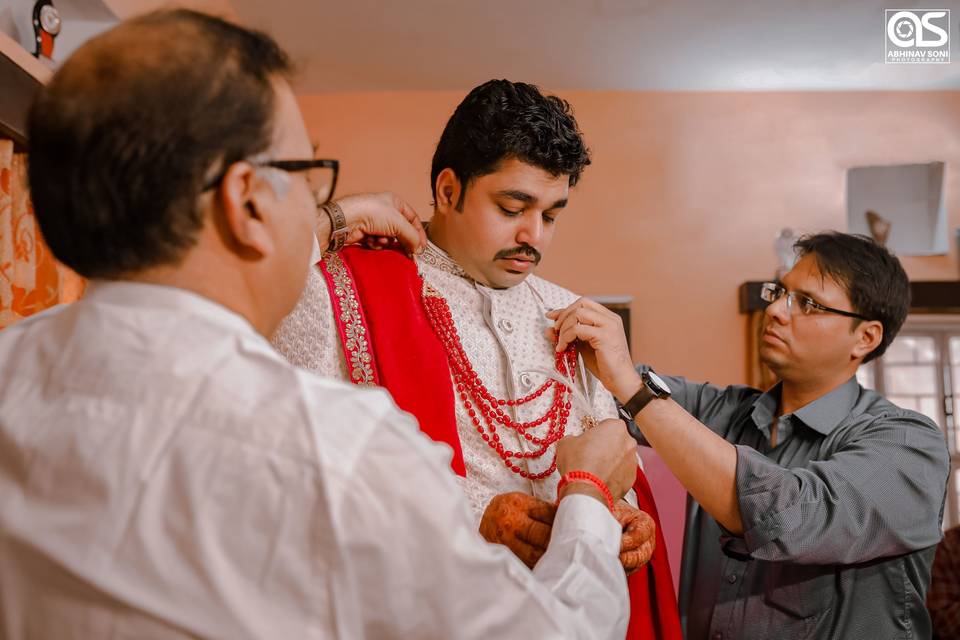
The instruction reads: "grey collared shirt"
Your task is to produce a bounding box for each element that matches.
[639,370,951,640]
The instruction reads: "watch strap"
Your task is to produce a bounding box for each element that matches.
[620,383,656,420]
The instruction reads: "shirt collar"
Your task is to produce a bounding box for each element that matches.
[750,386,780,432]
[751,376,860,436]
[84,280,259,338]
[418,237,541,297]
[418,239,472,280]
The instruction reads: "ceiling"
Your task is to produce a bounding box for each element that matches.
[6,0,958,92]
[228,0,960,93]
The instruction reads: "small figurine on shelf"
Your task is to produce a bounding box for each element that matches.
[32,0,61,60]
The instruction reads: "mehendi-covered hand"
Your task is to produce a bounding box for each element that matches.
[614,499,656,575]
[479,492,557,569]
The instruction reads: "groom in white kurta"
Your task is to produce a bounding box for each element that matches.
[272,80,662,580]
[273,80,685,639]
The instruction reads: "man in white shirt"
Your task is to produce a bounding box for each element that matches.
[0,9,639,639]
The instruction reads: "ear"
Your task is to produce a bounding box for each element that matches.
[218,163,278,258]
[851,320,883,361]
[434,168,463,214]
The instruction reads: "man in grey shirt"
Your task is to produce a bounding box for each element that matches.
[547,232,951,639]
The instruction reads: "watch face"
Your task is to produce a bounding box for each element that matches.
[40,5,61,35]
[647,370,671,395]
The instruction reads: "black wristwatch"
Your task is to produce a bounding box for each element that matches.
[617,369,672,421]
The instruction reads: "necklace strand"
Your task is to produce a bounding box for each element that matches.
[423,285,576,480]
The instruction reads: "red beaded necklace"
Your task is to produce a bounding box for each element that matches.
[423,284,577,480]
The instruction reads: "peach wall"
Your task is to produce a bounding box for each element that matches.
[299,90,960,387]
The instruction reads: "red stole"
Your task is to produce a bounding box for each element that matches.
[319,246,465,476]
[627,470,684,640]
[321,246,681,640]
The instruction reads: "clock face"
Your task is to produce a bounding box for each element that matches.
[39,4,61,35]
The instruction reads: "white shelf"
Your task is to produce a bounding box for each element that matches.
[0,29,52,84]
[0,0,238,87]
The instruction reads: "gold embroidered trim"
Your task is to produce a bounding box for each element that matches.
[322,253,377,387]
[418,241,471,279]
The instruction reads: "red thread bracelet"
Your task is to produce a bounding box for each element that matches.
[556,471,615,511]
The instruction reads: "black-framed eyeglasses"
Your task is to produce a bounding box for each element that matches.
[760,282,872,321]
[203,158,339,205]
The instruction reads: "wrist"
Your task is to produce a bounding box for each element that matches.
[618,368,673,421]
[315,205,332,252]
[559,482,607,506]
[556,471,615,511]
[612,371,644,405]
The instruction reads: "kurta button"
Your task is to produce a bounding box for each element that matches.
[519,372,533,389]
[726,573,737,583]
[498,318,514,333]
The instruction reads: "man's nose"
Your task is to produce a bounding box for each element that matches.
[515,212,543,247]
[764,294,791,324]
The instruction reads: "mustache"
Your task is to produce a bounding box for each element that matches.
[494,245,541,264]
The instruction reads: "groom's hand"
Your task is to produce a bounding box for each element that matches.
[613,500,656,575]
[479,492,556,569]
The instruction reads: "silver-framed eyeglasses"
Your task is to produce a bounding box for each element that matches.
[760,282,871,320]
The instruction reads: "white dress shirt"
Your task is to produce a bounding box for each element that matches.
[0,281,628,639]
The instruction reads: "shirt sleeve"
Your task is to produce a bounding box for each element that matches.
[631,365,757,442]
[329,408,629,639]
[723,412,950,565]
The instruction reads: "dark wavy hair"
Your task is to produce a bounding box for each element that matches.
[794,232,911,363]
[430,79,591,209]
[27,9,293,278]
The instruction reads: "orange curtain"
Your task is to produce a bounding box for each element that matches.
[0,139,85,330]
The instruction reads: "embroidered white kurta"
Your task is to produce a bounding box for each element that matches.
[0,281,628,639]
[272,241,621,519]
